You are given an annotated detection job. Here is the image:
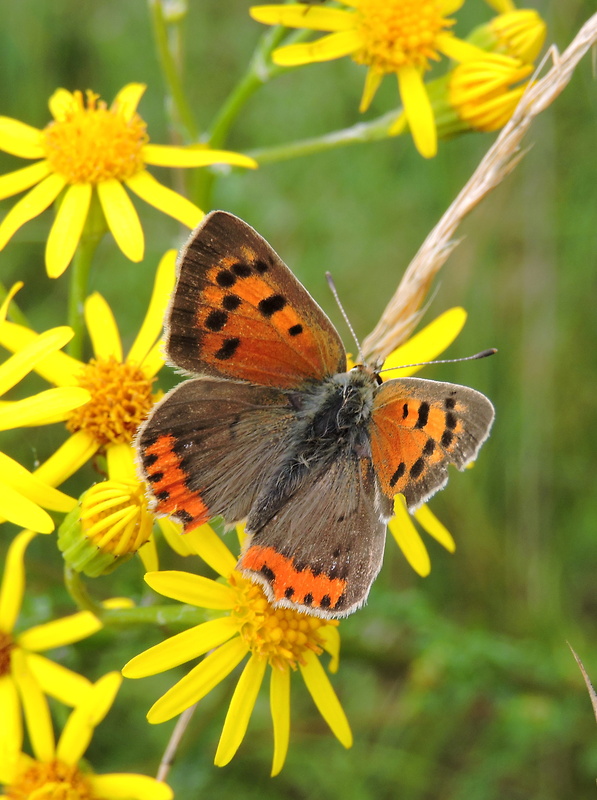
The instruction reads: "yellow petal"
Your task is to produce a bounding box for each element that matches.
[388,496,431,577]
[112,83,147,121]
[26,653,92,706]
[0,387,90,429]
[215,654,267,767]
[0,320,83,387]
[97,178,144,262]
[57,672,122,765]
[17,608,105,652]
[359,68,383,113]
[140,339,167,378]
[90,774,173,800]
[48,88,78,122]
[436,33,487,63]
[84,292,123,362]
[273,30,360,66]
[184,524,238,578]
[11,649,55,763]
[46,183,92,279]
[381,307,467,378]
[270,665,291,777]
[127,249,176,367]
[0,160,51,202]
[0,172,67,250]
[147,637,248,724]
[125,170,203,229]
[0,452,75,513]
[299,650,352,747]
[143,144,257,170]
[0,324,74,396]
[158,518,196,557]
[33,431,99,487]
[0,482,53,533]
[397,66,437,159]
[0,117,44,158]
[138,536,159,573]
[0,281,23,323]
[250,5,355,31]
[414,504,456,553]
[319,624,341,673]
[123,617,238,679]
[0,676,22,776]
[144,570,236,609]
[106,442,136,481]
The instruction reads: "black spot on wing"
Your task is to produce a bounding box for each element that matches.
[284,586,295,599]
[415,401,430,429]
[205,309,228,331]
[288,323,303,337]
[215,337,240,360]
[390,461,406,488]
[445,411,458,429]
[258,294,287,317]
[261,565,276,582]
[254,260,269,274]
[410,457,426,480]
[232,261,252,278]
[222,294,241,311]
[441,429,454,447]
[216,269,236,287]
[423,438,436,456]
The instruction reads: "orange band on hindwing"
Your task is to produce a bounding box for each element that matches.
[142,434,210,531]
[240,544,347,612]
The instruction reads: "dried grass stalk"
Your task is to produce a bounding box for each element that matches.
[362,13,597,362]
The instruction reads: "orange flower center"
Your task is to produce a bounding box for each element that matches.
[42,90,148,184]
[353,0,455,72]
[67,357,156,446]
[0,630,14,677]
[229,573,338,671]
[6,759,93,800]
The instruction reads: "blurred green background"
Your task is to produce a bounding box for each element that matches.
[1,1,597,798]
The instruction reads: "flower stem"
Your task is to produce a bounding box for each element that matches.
[99,603,211,628]
[148,0,199,141]
[190,25,290,210]
[64,565,104,615]
[248,109,404,164]
[67,229,101,360]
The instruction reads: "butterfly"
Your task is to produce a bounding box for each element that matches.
[136,211,494,618]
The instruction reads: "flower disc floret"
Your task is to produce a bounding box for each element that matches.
[354,0,454,72]
[67,357,156,445]
[7,759,93,800]
[230,573,337,672]
[43,90,148,185]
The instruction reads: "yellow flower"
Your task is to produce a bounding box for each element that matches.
[0,530,133,774]
[0,83,257,277]
[0,249,176,495]
[250,1,487,157]
[0,671,173,800]
[123,525,350,776]
[0,285,90,533]
[486,9,546,64]
[448,53,533,133]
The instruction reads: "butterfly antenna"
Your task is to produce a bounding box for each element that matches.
[379,348,497,374]
[326,272,364,363]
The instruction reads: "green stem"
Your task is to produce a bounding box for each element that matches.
[247,109,403,164]
[66,230,101,360]
[191,25,291,210]
[148,0,199,140]
[99,603,211,628]
[64,565,104,616]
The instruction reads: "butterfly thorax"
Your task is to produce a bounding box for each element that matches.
[248,366,378,533]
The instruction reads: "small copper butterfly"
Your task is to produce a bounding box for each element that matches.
[136,212,494,618]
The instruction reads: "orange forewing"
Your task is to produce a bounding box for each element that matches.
[166,212,346,388]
